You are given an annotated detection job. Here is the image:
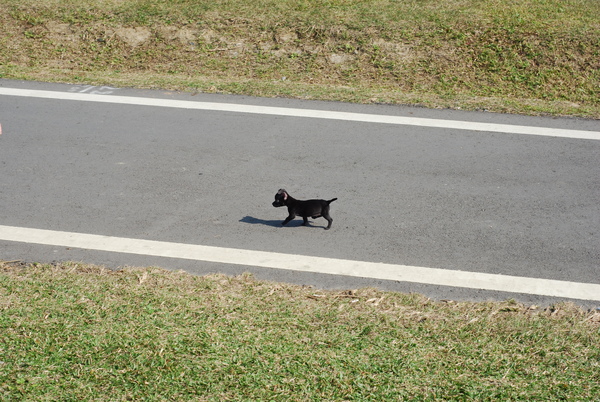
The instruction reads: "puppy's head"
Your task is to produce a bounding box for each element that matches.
[272,189,288,207]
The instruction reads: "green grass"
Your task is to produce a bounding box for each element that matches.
[1,261,599,400]
[0,0,598,117]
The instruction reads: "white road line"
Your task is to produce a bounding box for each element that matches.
[1,87,599,140]
[1,225,599,301]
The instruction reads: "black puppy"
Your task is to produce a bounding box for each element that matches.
[272,189,337,230]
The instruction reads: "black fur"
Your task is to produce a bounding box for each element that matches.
[272,189,337,230]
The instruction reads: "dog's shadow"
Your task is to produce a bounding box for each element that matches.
[240,216,316,228]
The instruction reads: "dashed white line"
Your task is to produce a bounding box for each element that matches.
[1,225,599,302]
[1,87,599,140]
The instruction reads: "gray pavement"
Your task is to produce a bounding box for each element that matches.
[1,79,598,307]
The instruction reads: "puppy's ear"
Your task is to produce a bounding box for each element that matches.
[277,189,288,200]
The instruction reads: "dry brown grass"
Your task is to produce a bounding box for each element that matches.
[1,0,599,117]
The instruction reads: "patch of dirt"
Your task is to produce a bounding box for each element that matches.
[372,38,413,60]
[158,26,196,46]
[46,21,78,43]
[115,27,152,47]
[276,30,298,44]
[329,53,353,64]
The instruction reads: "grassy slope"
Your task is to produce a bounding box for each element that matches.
[0,0,599,117]
[1,262,599,400]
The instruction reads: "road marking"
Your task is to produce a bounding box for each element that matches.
[67,84,118,95]
[1,87,599,140]
[1,225,599,302]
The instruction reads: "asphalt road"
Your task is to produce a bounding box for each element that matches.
[1,79,599,307]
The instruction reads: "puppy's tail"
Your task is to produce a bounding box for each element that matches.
[327,198,338,204]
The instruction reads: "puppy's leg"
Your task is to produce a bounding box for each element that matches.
[282,213,295,226]
[322,211,333,230]
[302,216,309,226]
